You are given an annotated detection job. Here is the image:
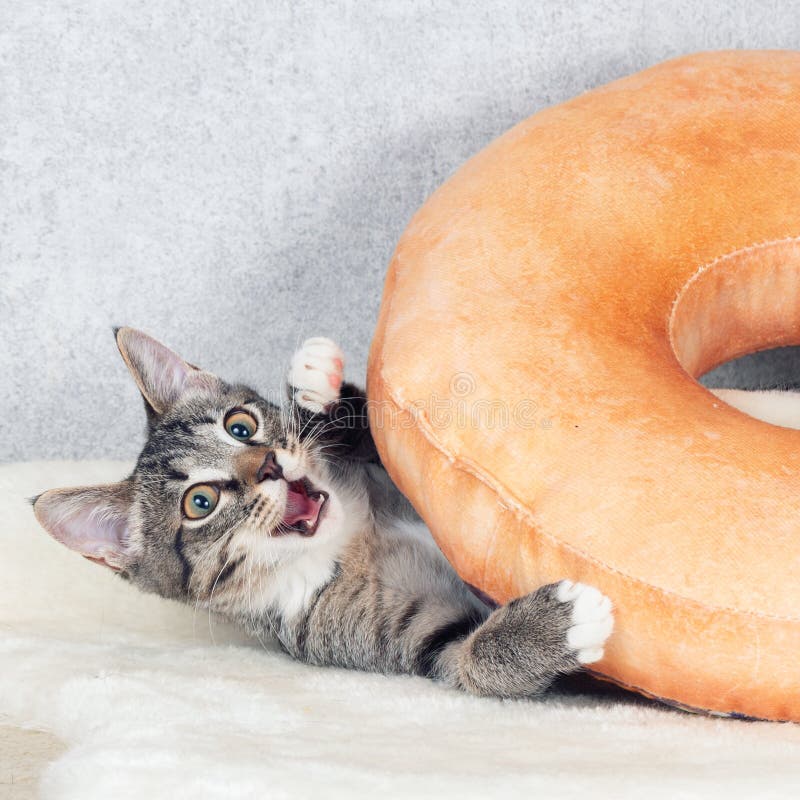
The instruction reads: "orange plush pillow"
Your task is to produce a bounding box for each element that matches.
[367,51,800,721]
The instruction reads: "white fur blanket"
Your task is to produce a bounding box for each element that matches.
[3,461,800,799]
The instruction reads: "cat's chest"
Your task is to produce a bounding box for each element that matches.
[261,542,344,619]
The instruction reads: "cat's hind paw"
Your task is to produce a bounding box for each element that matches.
[289,337,344,414]
[556,580,614,664]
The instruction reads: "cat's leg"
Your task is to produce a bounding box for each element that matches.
[287,337,378,461]
[433,580,613,697]
[280,534,611,697]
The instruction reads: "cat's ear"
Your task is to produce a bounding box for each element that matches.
[32,482,134,572]
[114,327,217,417]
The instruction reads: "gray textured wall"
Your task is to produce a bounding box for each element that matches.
[3,1,800,461]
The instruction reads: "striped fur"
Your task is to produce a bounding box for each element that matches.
[33,329,613,698]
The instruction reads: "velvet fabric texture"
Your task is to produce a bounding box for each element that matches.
[368,51,800,721]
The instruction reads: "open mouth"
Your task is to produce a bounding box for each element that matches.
[280,477,329,536]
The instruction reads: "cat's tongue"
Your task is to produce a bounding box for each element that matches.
[283,480,327,534]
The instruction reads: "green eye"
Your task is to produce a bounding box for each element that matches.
[182,484,220,520]
[225,409,258,441]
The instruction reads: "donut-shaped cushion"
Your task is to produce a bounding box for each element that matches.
[367,51,800,721]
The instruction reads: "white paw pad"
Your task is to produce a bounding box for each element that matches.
[289,337,344,413]
[556,580,614,664]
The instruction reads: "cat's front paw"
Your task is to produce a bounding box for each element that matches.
[556,580,614,664]
[289,337,344,414]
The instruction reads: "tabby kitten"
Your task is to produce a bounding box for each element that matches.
[33,328,613,697]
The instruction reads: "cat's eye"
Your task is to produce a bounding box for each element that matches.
[225,409,258,441]
[182,484,220,520]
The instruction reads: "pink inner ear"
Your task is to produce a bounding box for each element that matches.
[83,554,123,573]
[40,496,130,571]
[137,338,194,411]
[117,328,217,414]
[151,354,190,404]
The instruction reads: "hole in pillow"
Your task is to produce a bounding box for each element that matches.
[701,345,800,391]
[669,238,800,428]
[670,237,800,380]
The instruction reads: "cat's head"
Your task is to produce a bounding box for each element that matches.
[33,328,361,614]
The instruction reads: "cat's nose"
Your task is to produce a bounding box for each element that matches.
[256,451,284,482]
